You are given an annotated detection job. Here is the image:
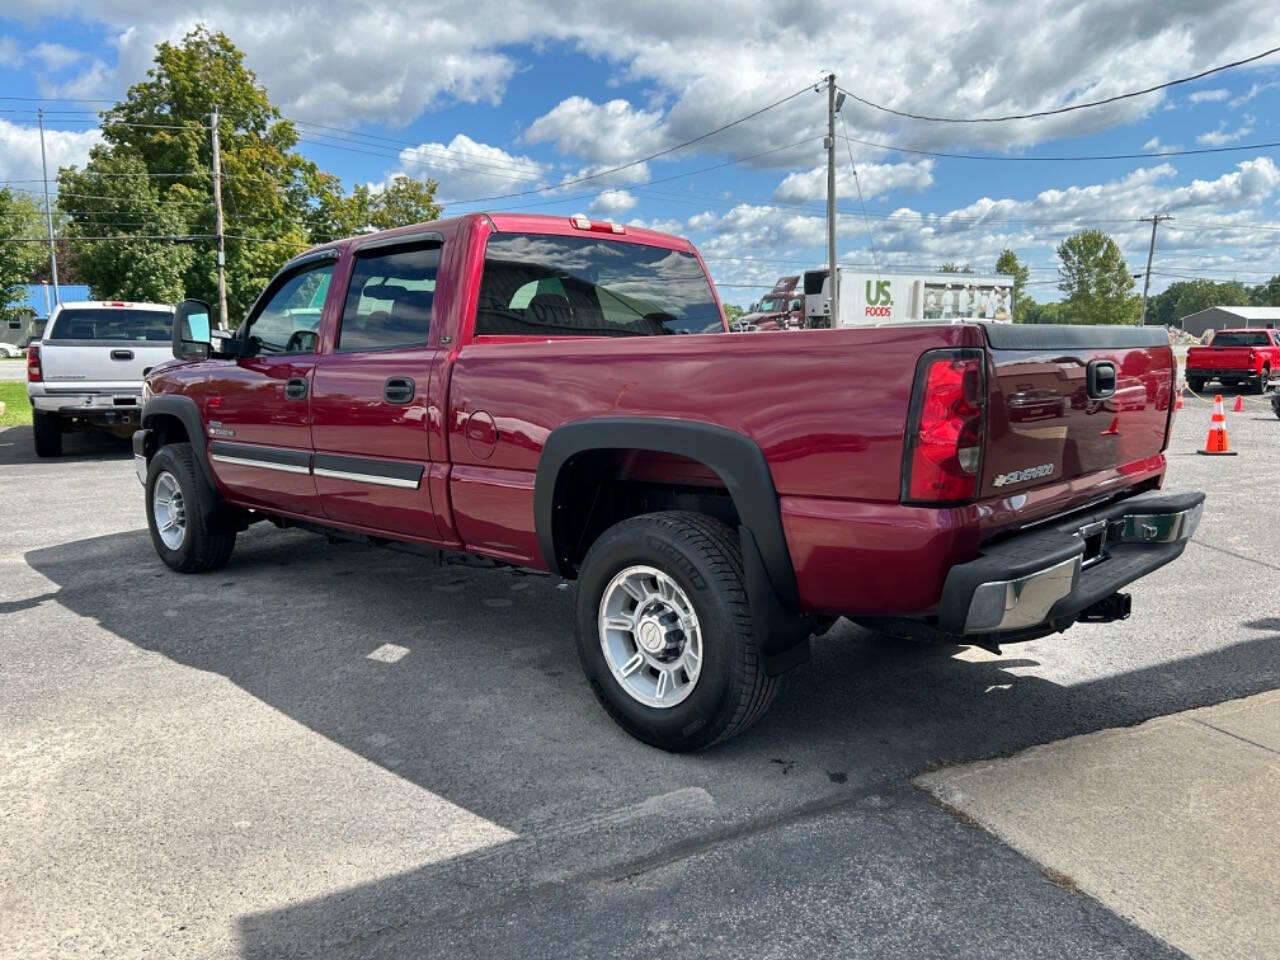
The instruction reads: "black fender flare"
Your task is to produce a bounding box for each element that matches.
[534,417,801,610]
[141,394,216,492]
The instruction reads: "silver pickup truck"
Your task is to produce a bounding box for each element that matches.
[26,301,174,457]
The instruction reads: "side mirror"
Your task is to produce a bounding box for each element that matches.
[173,299,212,361]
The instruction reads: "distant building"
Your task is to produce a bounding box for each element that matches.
[2,283,93,348]
[1180,305,1280,339]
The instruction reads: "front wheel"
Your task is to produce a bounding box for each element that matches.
[1186,378,1206,394]
[146,442,236,573]
[574,511,779,752]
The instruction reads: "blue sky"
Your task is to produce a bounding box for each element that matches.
[2,1,1278,306]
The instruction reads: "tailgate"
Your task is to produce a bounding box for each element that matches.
[980,324,1173,497]
[1186,347,1251,370]
[38,341,173,388]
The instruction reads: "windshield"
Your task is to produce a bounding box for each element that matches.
[48,308,172,342]
[1211,331,1269,347]
[755,296,789,313]
[476,233,724,337]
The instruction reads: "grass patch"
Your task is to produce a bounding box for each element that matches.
[0,381,32,427]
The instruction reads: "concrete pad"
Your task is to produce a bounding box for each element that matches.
[918,691,1280,960]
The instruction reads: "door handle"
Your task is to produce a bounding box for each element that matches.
[110,349,134,361]
[383,376,415,405]
[284,377,308,401]
[1086,361,1116,399]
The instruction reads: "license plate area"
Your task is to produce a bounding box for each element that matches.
[1077,519,1108,569]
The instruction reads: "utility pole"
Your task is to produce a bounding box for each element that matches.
[37,108,60,305]
[1138,213,1172,325]
[210,106,228,328]
[825,73,839,326]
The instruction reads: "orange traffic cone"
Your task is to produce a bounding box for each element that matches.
[1232,394,1244,413]
[1197,395,1237,456]
[1175,385,1184,409]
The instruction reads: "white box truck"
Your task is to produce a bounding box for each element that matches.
[801,269,1015,327]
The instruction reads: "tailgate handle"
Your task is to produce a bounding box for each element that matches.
[284,377,308,401]
[1087,361,1116,399]
[110,349,134,361]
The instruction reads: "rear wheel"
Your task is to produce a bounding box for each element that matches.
[1186,378,1206,393]
[32,410,62,457]
[146,442,236,573]
[1254,366,1270,394]
[574,511,779,752]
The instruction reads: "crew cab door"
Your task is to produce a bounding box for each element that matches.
[309,234,444,538]
[205,253,335,517]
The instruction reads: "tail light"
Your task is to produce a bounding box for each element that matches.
[26,343,41,382]
[902,349,986,503]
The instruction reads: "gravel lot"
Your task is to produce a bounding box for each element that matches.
[1,394,1276,959]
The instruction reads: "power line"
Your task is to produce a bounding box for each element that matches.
[0,95,113,103]
[438,84,817,206]
[837,112,880,277]
[838,132,1280,163]
[838,44,1280,123]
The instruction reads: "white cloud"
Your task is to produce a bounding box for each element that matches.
[0,35,25,66]
[687,158,1280,294]
[30,42,83,71]
[1230,79,1280,107]
[381,134,545,202]
[773,160,934,204]
[1142,136,1182,154]
[7,0,1276,153]
[524,97,665,165]
[1187,88,1229,104]
[588,189,638,215]
[1197,117,1255,146]
[0,118,100,184]
[39,58,112,100]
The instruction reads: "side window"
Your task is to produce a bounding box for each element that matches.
[245,262,334,355]
[338,242,440,352]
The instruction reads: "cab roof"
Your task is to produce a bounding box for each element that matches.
[307,212,694,258]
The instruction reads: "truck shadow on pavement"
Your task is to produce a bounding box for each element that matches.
[24,525,1280,958]
[0,424,131,464]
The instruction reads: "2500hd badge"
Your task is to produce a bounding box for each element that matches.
[992,463,1055,487]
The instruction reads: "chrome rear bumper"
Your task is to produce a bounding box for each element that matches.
[939,492,1205,636]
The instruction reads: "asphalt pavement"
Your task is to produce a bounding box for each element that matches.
[1,394,1277,959]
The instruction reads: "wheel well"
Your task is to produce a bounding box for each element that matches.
[552,449,740,573]
[146,412,190,451]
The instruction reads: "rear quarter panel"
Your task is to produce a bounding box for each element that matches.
[445,325,977,565]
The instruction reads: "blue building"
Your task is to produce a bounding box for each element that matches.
[3,283,93,347]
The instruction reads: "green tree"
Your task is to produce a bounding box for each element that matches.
[1019,299,1064,324]
[1148,278,1249,327]
[60,150,196,302]
[1056,229,1139,325]
[994,248,1030,318]
[938,262,973,274]
[0,188,47,323]
[721,303,744,323]
[369,176,441,230]
[60,27,318,325]
[1248,275,1280,307]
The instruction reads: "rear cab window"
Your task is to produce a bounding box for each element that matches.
[1211,331,1270,347]
[47,307,172,342]
[475,233,724,338]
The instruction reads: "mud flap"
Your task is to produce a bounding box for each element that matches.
[740,525,813,676]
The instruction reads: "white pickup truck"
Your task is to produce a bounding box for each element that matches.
[26,300,174,457]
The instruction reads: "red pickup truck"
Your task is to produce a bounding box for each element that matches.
[1185,328,1280,394]
[134,212,1204,751]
